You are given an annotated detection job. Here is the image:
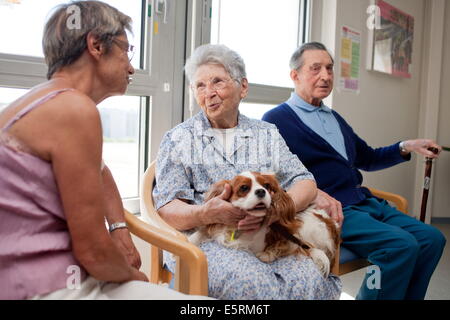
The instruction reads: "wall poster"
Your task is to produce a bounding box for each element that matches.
[339,26,361,93]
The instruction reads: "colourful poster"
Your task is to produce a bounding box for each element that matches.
[339,26,361,93]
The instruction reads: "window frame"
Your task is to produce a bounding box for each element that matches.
[0,0,311,212]
[0,0,184,214]
[183,0,311,119]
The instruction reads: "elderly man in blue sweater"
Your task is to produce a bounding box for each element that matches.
[262,42,446,300]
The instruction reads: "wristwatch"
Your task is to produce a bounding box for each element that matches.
[109,222,128,232]
[399,141,408,153]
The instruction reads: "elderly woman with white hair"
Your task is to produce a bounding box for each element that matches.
[153,44,342,299]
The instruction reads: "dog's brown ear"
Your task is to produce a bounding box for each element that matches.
[272,190,297,226]
[204,180,231,202]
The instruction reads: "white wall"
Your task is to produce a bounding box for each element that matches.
[311,0,449,219]
[432,2,450,219]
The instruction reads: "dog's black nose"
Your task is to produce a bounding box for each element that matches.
[255,189,266,198]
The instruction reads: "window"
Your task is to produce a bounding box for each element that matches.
[211,0,298,88]
[2,1,299,211]
[0,87,147,202]
[0,0,183,213]
[98,96,147,199]
[211,0,309,88]
[0,0,143,69]
[208,0,310,113]
[239,102,276,120]
[0,0,63,58]
[0,87,27,112]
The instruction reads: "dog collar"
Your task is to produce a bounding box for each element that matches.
[230,230,240,241]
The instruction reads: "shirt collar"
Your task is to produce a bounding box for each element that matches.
[196,110,253,137]
[287,92,332,113]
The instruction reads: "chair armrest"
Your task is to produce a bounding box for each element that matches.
[367,187,408,214]
[140,199,188,241]
[140,162,187,241]
[124,210,208,296]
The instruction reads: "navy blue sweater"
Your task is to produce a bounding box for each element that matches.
[262,103,410,207]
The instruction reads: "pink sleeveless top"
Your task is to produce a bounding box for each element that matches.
[0,89,87,299]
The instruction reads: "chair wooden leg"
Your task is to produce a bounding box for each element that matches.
[150,245,171,284]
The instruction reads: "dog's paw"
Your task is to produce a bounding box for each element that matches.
[309,248,330,278]
[256,251,277,263]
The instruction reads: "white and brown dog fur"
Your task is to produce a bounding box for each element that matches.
[188,171,341,277]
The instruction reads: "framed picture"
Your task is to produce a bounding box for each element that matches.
[367,0,414,78]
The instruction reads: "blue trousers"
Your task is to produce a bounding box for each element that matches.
[341,197,446,300]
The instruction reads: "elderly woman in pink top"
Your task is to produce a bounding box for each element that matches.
[0,1,207,300]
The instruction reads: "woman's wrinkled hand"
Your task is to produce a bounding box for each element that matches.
[110,228,142,269]
[130,268,149,282]
[237,214,265,233]
[199,183,247,226]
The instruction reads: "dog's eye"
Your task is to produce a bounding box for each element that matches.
[239,185,250,192]
[263,183,272,190]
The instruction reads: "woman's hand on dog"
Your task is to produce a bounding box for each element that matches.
[312,189,344,227]
[200,183,248,226]
[200,183,265,231]
[237,214,265,233]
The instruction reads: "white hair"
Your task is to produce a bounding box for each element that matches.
[184,44,247,83]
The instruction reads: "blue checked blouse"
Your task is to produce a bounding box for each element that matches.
[152,111,342,300]
[153,111,315,210]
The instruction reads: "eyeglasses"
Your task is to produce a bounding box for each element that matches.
[112,38,135,62]
[191,77,238,95]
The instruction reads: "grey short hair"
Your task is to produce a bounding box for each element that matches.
[43,0,132,79]
[289,42,334,70]
[184,44,247,83]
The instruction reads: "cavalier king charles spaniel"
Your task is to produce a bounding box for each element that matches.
[188,171,341,277]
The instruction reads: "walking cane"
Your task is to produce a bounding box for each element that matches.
[419,147,439,222]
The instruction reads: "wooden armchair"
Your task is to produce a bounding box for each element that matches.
[136,161,408,289]
[124,161,208,296]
